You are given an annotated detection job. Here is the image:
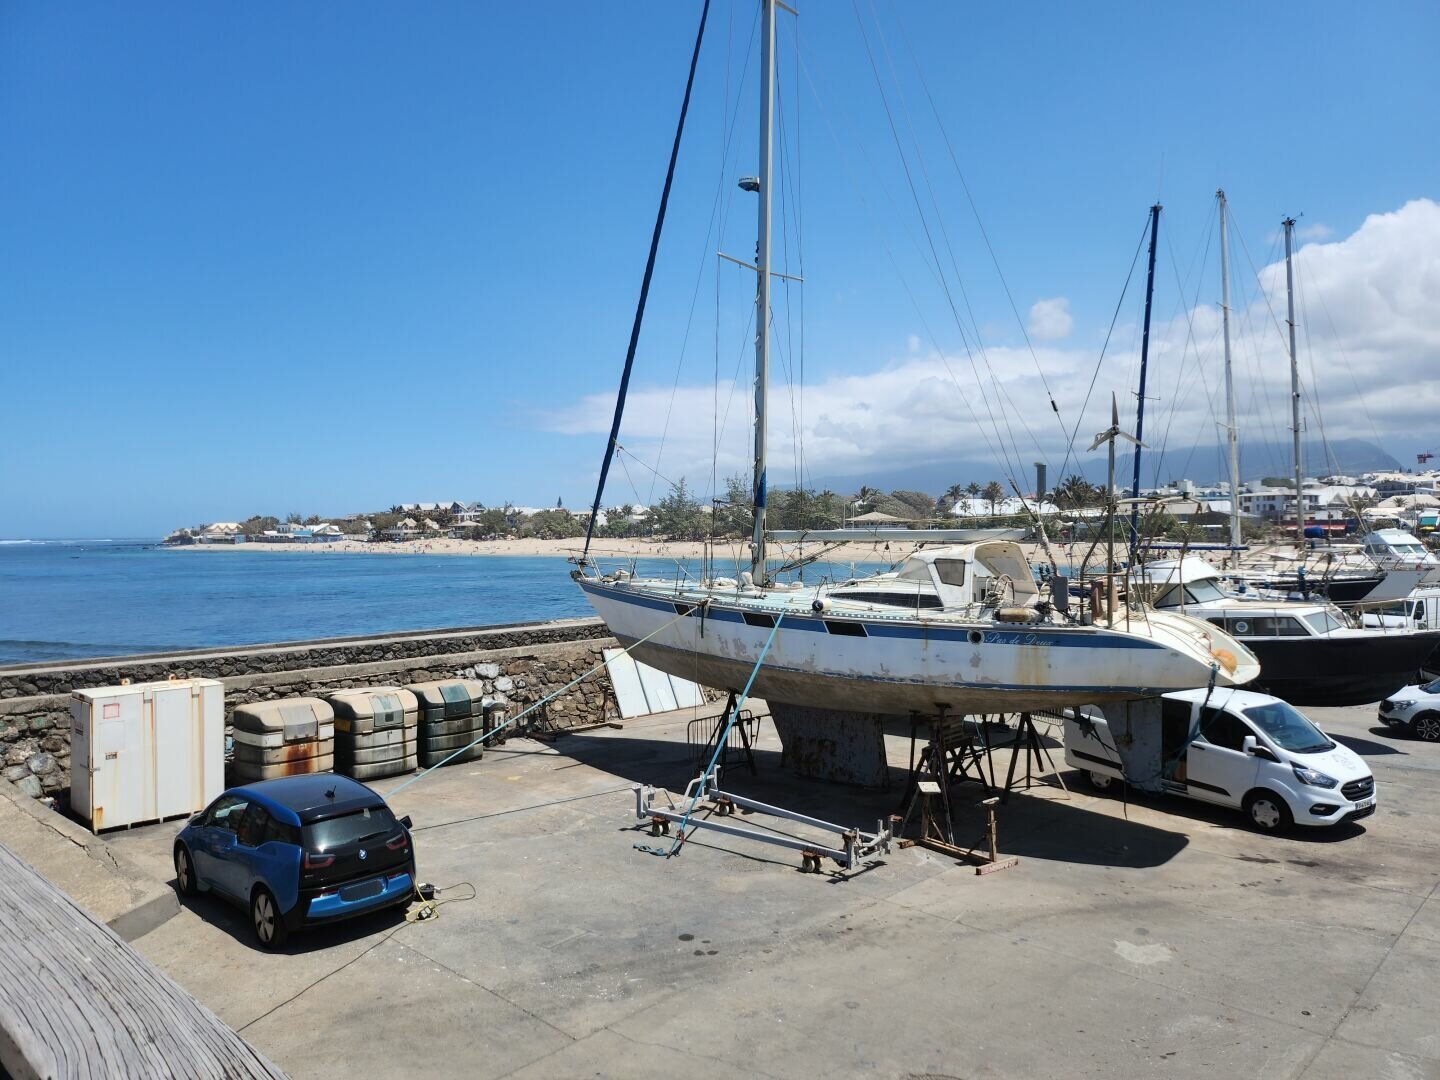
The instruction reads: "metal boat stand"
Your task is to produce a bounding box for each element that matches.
[894,707,1019,874]
[685,691,761,775]
[634,771,892,872]
[1000,711,1069,803]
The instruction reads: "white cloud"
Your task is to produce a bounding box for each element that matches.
[1026,297,1073,341]
[543,199,1440,493]
[1297,222,1334,242]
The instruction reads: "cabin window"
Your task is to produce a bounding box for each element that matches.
[830,591,942,609]
[742,612,776,628]
[674,602,696,616]
[934,559,967,587]
[824,620,868,637]
[1304,611,1345,634]
[1273,617,1310,637]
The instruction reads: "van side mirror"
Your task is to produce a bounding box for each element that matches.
[1242,735,1278,762]
[399,815,413,829]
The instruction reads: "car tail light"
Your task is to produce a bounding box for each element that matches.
[385,832,408,851]
[303,851,335,869]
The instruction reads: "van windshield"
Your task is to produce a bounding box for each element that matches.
[1242,701,1334,754]
[303,806,396,852]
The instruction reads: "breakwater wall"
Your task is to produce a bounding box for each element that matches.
[0,618,618,802]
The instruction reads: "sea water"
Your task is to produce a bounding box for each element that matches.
[0,540,890,665]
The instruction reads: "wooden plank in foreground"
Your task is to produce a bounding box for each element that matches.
[0,840,287,1080]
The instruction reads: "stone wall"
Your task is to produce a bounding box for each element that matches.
[0,618,618,804]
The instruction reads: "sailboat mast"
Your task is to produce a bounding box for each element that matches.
[1128,203,1161,558]
[1282,217,1304,535]
[749,0,777,585]
[1217,190,1242,550]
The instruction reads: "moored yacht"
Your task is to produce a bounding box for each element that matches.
[1142,557,1440,706]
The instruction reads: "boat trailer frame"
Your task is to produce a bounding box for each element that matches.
[634,770,893,872]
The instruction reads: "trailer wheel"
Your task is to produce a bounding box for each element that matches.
[1086,770,1117,793]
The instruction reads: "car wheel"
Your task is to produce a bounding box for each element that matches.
[1087,770,1117,793]
[251,887,289,949]
[1243,790,1294,834]
[1411,713,1440,742]
[173,845,198,897]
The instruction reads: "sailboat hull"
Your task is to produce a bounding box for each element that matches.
[580,579,1252,715]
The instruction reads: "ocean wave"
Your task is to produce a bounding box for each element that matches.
[0,638,152,664]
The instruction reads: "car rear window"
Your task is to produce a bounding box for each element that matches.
[303,806,397,852]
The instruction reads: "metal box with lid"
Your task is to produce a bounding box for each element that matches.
[230,698,335,781]
[324,686,419,780]
[405,679,488,768]
[70,677,224,832]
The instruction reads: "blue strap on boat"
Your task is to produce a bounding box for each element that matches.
[639,614,784,858]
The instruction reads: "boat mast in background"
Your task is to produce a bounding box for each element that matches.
[1217,190,1242,550]
[748,0,777,585]
[1128,203,1161,558]
[1283,216,1304,534]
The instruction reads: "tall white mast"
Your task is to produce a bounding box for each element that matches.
[1283,217,1304,533]
[748,0,777,585]
[1218,189,1242,549]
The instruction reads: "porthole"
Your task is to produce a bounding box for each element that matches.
[968,630,983,645]
[1232,620,1250,635]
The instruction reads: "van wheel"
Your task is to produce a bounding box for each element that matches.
[1411,713,1440,742]
[251,887,289,950]
[1086,770,1117,793]
[1243,790,1293,834]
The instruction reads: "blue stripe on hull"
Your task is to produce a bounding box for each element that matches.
[577,579,1164,650]
[621,637,1161,697]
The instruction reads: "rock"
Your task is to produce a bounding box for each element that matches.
[6,746,29,767]
[4,764,31,783]
[494,676,514,693]
[12,773,42,798]
[475,663,501,679]
[27,752,58,776]
[29,715,51,733]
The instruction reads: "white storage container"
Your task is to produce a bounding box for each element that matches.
[70,677,225,832]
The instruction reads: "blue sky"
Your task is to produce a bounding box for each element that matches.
[3,1,1436,536]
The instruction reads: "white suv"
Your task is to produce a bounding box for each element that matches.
[1378,679,1440,741]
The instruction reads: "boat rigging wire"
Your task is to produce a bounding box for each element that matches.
[1049,215,1151,489]
[848,0,1032,491]
[887,0,1068,441]
[581,0,711,565]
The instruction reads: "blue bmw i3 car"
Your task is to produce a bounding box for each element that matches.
[174,774,416,948]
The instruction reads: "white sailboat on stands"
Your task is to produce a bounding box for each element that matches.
[572,0,1260,719]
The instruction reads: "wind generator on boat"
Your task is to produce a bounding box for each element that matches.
[572,0,1260,716]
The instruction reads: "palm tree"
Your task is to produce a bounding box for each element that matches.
[1055,474,1100,511]
[942,483,964,512]
[982,480,1005,518]
[854,486,880,512]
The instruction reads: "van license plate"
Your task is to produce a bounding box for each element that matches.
[1354,798,1374,810]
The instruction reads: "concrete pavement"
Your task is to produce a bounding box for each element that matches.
[108,701,1440,1079]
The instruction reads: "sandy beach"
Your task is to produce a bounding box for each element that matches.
[169,535,1083,568]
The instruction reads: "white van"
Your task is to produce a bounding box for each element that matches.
[1064,688,1376,832]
